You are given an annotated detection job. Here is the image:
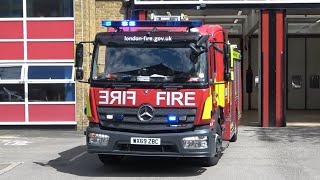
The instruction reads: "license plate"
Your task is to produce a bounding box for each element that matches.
[130,137,161,145]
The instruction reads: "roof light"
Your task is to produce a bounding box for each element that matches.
[121,21,129,26]
[129,21,136,26]
[102,21,112,27]
[101,20,202,28]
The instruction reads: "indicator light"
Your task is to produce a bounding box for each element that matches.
[106,115,114,120]
[168,115,177,121]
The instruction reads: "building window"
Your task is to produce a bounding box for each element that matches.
[0,66,22,80]
[28,66,73,80]
[27,0,73,17]
[28,83,75,102]
[0,0,23,18]
[0,84,25,102]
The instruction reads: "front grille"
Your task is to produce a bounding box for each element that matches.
[97,107,196,123]
[100,121,194,132]
[97,106,197,132]
[116,143,178,153]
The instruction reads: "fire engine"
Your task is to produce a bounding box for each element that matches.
[74,18,242,166]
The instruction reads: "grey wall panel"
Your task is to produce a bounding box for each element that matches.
[287,38,306,109]
[250,37,259,109]
[306,38,320,109]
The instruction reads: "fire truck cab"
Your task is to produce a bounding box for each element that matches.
[75,20,242,166]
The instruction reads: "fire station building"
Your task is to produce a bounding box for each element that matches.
[1,0,320,128]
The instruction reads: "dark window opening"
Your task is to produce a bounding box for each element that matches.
[0,0,23,18]
[27,0,73,17]
[28,83,75,102]
[0,66,22,80]
[0,84,25,102]
[28,66,73,79]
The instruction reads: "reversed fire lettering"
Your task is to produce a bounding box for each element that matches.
[98,91,196,106]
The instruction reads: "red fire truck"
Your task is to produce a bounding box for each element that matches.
[75,20,242,166]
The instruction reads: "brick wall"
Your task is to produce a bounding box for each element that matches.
[74,0,124,130]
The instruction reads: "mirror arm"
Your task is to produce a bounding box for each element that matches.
[78,41,94,44]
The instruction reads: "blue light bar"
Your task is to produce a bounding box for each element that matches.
[102,21,112,27]
[121,21,129,26]
[129,21,136,26]
[101,20,202,28]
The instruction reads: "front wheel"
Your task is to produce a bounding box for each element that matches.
[202,122,222,167]
[98,154,124,165]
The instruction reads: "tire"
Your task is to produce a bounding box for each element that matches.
[98,154,123,165]
[230,124,238,142]
[202,122,222,167]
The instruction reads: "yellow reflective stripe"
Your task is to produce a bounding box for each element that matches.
[86,95,92,118]
[230,45,234,68]
[231,71,234,81]
[231,45,241,61]
[215,82,225,107]
[202,89,212,119]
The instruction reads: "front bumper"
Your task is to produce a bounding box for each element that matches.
[86,123,216,158]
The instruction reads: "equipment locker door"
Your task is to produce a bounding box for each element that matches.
[287,38,306,109]
[250,37,259,109]
[306,38,320,109]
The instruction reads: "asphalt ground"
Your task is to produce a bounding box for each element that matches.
[0,125,319,180]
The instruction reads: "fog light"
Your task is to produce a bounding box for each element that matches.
[88,133,110,145]
[182,136,208,149]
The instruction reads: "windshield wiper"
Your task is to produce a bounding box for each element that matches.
[111,84,131,89]
[163,85,183,89]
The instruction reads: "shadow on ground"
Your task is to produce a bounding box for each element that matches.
[241,126,320,144]
[34,145,222,177]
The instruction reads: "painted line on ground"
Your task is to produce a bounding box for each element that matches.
[0,136,18,139]
[69,151,87,162]
[0,162,23,175]
[287,122,320,127]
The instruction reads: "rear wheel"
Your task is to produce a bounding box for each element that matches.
[98,154,124,165]
[202,122,222,167]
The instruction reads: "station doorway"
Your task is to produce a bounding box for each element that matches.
[131,2,320,127]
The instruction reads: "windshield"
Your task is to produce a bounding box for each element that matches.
[92,44,208,84]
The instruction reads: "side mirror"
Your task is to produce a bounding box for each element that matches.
[75,43,84,68]
[196,35,209,47]
[223,44,231,81]
[75,43,84,80]
[189,35,209,64]
[76,69,84,80]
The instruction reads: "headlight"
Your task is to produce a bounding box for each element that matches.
[88,133,110,145]
[182,136,208,149]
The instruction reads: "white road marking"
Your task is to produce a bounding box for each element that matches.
[0,136,18,139]
[69,151,87,162]
[1,140,31,146]
[0,162,23,175]
[287,122,320,127]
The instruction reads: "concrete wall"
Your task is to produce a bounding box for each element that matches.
[74,0,124,130]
